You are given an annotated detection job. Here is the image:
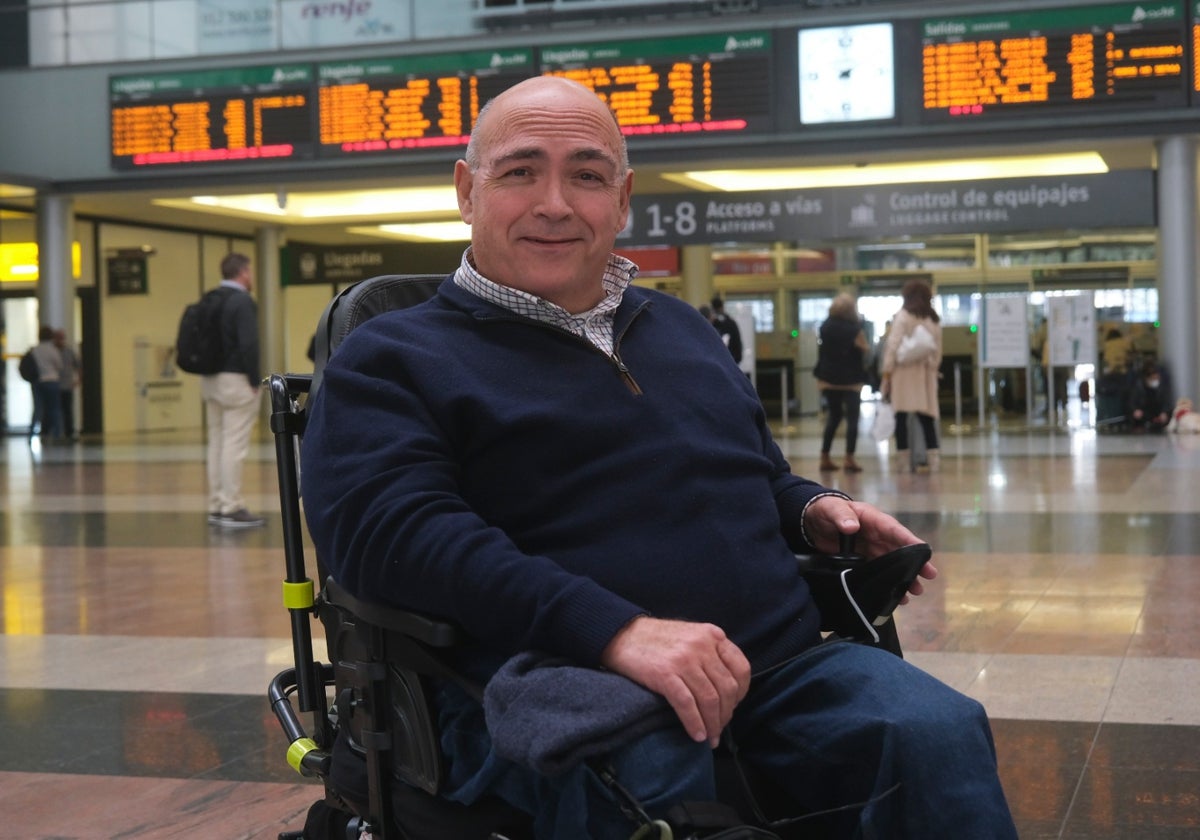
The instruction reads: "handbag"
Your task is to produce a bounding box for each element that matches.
[896,323,937,365]
[872,401,896,442]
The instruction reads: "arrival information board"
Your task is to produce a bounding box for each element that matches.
[921,2,1188,120]
[539,32,774,136]
[110,65,314,168]
[316,49,534,155]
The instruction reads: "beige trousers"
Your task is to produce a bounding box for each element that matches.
[201,372,261,515]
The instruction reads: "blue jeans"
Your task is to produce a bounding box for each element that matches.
[436,639,1017,839]
[36,381,63,439]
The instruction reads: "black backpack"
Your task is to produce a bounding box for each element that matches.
[18,348,38,383]
[175,288,231,374]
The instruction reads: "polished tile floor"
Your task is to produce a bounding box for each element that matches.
[2,405,1199,839]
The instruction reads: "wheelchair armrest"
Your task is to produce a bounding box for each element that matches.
[798,542,932,648]
[323,577,461,648]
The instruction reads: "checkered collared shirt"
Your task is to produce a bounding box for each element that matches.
[453,247,639,356]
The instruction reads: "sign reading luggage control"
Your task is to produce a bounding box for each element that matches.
[110,65,314,168]
[539,32,774,137]
[316,49,535,155]
[921,2,1187,120]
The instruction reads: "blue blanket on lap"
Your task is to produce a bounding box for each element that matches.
[483,651,677,776]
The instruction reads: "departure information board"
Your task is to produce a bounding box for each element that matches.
[539,32,774,136]
[921,2,1188,120]
[1193,2,1200,93]
[316,49,534,155]
[110,65,314,169]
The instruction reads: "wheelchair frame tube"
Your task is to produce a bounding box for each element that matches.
[269,373,324,715]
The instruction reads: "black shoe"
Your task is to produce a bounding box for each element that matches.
[212,509,265,528]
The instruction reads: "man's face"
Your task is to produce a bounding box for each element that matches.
[455,81,632,314]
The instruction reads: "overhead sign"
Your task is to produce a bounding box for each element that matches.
[619,171,1155,246]
[281,242,462,285]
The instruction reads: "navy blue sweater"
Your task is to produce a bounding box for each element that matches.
[302,279,826,673]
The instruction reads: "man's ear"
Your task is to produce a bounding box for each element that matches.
[616,169,634,230]
[454,159,474,224]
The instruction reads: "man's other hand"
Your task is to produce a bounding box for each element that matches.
[600,616,751,747]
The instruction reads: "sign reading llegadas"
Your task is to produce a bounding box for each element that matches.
[620,170,1155,246]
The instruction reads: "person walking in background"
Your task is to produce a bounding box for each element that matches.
[814,293,868,472]
[882,279,943,473]
[31,325,64,442]
[54,329,81,440]
[202,252,265,528]
[707,295,743,363]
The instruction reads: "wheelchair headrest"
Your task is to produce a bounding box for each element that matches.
[311,273,446,399]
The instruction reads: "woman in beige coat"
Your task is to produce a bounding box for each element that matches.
[882,279,943,472]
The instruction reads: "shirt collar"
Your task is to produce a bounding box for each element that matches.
[453,247,638,324]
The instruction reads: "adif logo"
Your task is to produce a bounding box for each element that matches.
[1131,4,1178,20]
[272,67,308,83]
[489,52,529,69]
[724,34,765,52]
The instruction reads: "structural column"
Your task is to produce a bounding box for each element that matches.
[679,244,713,308]
[35,193,75,339]
[1155,136,1199,404]
[255,226,284,386]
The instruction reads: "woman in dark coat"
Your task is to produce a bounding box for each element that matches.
[814,293,868,472]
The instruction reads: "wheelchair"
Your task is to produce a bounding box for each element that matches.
[267,274,932,840]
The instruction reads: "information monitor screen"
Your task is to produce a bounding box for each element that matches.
[110,65,314,169]
[316,48,535,156]
[920,2,1188,121]
[539,31,775,138]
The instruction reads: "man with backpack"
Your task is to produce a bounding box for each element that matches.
[200,252,264,528]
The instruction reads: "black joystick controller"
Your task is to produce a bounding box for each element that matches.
[828,532,864,566]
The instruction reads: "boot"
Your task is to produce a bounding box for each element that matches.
[819,453,839,471]
[893,449,911,473]
[843,454,863,473]
[915,449,939,474]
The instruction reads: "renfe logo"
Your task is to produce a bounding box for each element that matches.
[300,1,372,22]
